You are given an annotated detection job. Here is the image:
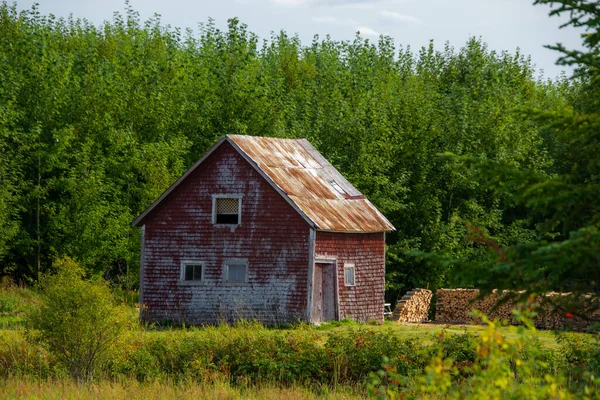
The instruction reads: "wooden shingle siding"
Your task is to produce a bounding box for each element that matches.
[314,232,385,322]
[141,142,311,325]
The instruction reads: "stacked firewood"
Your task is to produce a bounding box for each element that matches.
[435,289,518,324]
[435,288,596,330]
[534,293,596,330]
[392,288,432,323]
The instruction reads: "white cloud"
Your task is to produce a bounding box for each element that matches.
[319,0,411,8]
[321,0,376,5]
[312,16,339,24]
[271,0,309,6]
[379,10,421,24]
[356,26,379,36]
[271,0,393,8]
[312,16,358,25]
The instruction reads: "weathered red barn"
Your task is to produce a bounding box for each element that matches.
[133,135,394,325]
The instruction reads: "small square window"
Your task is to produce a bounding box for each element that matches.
[224,261,248,284]
[344,264,355,286]
[181,261,204,283]
[213,196,242,225]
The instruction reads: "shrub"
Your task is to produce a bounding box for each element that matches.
[0,294,16,315]
[106,322,331,385]
[369,310,599,399]
[555,331,600,391]
[0,277,39,328]
[326,328,427,383]
[0,329,54,378]
[217,328,330,384]
[27,257,130,381]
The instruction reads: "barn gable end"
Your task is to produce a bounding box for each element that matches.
[140,142,312,324]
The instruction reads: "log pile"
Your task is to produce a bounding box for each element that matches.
[435,288,596,331]
[533,293,597,330]
[392,288,432,323]
[435,289,518,324]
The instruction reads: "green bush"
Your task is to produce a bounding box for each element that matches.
[0,277,39,327]
[555,331,600,392]
[218,329,329,384]
[369,311,599,399]
[0,330,55,378]
[326,329,427,383]
[27,257,131,381]
[109,323,330,384]
[0,295,16,315]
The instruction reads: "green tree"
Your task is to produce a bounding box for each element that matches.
[28,257,129,381]
[430,0,600,315]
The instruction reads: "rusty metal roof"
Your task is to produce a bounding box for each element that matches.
[133,135,395,232]
[228,135,394,232]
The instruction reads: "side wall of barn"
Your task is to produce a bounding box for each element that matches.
[140,142,311,325]
[314,232,385,323]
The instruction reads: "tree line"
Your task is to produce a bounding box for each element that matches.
[0,1,587,300]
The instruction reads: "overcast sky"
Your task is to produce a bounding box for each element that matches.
[16,0,584,79]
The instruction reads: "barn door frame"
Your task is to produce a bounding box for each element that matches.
[310,256,339,323]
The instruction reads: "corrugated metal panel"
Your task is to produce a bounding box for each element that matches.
[229,135,395,233]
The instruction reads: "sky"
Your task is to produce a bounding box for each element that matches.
[15,0,585,79]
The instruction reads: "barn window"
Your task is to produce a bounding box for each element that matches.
[212,195,242,225]
[224,260,248,284]
[180,260,205,283]
[344,264,355,286]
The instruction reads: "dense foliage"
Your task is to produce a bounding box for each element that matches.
[28,257,129,381]
[1,279,599,397]
[370,310,600,399]
[416,0,600,315]
[0,2,575,299]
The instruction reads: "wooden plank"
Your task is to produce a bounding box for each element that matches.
[311,265,323,323]
[322,263,336,321]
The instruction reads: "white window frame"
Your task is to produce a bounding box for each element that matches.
[223,259,248,285]
[212,194,243,225]
[344,263,356,286]
[179,260,206,285]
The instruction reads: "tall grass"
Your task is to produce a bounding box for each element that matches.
[0,277,38,330]
[0,377,363,399]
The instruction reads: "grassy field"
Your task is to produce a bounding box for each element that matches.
[0,280,581,345]
[0,313,573,350]
[0,378,364,400]
[2,282,598,399]
[312,319,564,349]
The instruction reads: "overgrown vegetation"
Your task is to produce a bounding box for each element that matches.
[1,279,599,397]
[0,273,597,397]
[27,257,131,381]
[369,310,596,399]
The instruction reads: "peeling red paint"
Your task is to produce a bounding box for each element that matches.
[315,232,386,323]
[141,143,310,325]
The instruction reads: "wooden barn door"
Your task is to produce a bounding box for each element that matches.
[311,260,337,323]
